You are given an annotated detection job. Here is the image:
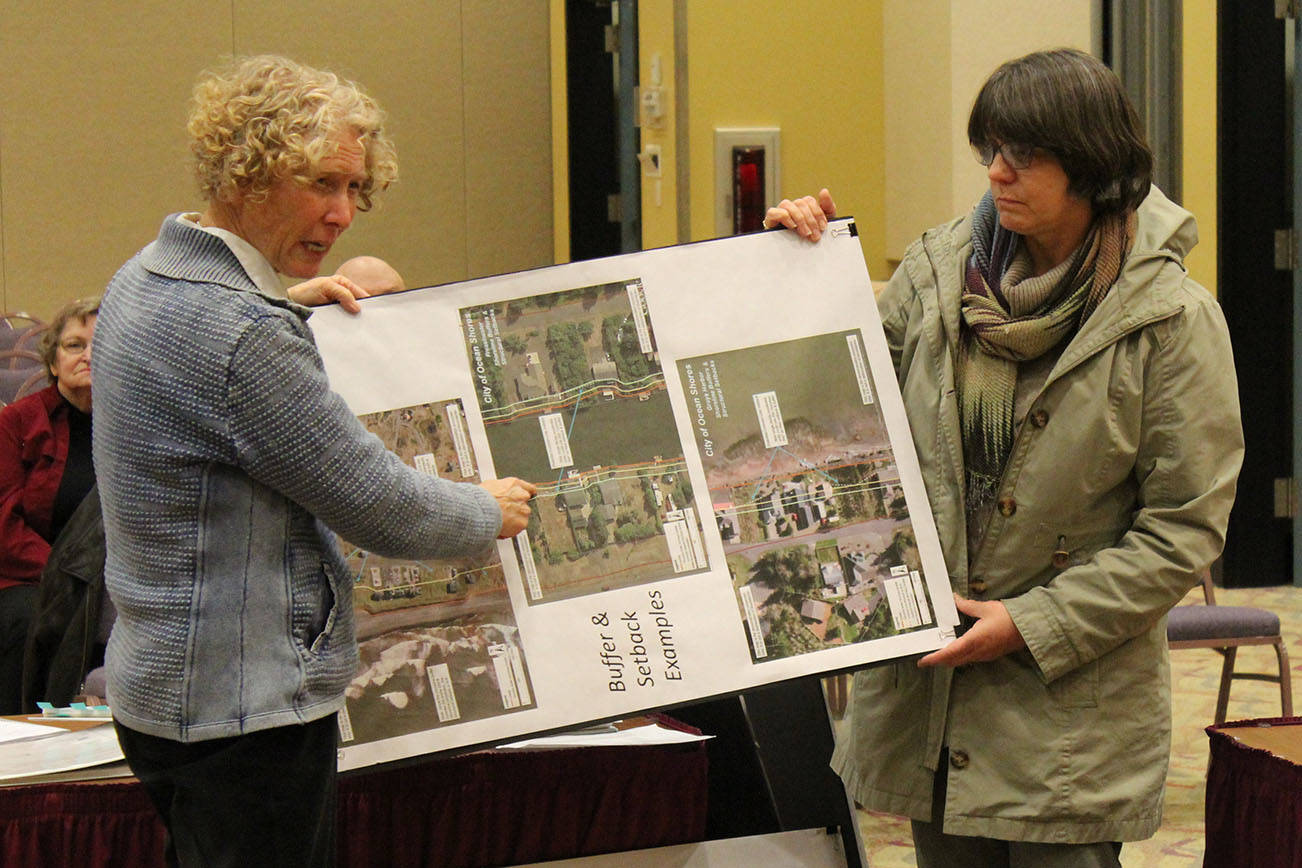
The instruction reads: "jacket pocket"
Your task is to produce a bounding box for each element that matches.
[302,564,338,655]
[1047,658,1099,709]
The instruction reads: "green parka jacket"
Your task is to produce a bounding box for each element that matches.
[831,186,1243,843]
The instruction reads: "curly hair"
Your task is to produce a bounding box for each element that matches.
[188,55,398,211]
[40,296,100,382]
[967,48,1153,215]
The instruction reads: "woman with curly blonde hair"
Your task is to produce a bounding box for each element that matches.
[188,55,396,212]
[93,55,535,867]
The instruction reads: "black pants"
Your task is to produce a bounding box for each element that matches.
[0,584,38,714]
[114,714,339,868]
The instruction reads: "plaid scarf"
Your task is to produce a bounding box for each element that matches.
[958,192,1134,513]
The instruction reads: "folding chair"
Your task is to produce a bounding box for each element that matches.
[1167,570,1294,723]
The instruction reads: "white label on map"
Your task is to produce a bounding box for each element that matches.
[517,530,542,600]
[539,413,574,469]
[739,584,768,659]
[490,645,522,709]
[626,282,654,353]
[885,575,923,631]
[337,706,355,743]
[414,453,438,475]
[508,644,531,706]
[664,516,699,573]
[427,663,462,722]
[683,506,708,570]
[445,403,477,477]
[910,570,933,625]
[846,333,875,405]
[752,391,788,448]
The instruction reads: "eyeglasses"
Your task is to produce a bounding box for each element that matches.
[972,141,1037,170]
[59,339,91,355]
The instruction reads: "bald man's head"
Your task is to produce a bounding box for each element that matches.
[336,255,406,295]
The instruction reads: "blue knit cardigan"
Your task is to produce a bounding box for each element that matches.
[94,215,501,742]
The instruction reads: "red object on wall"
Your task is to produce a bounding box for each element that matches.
[732,147,766,234]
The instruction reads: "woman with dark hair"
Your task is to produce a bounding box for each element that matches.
[0,297,98,713]
[768,48,1242,865]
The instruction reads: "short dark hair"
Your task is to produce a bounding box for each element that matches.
[967,48,1153,214]
[40,296,100,382]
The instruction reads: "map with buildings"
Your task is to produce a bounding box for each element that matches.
[678,330,936,662]
[334,399,535,748]
[460,280,709,604]
[309,216,958,770]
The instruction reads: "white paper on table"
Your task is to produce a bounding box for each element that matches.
[0,723,124,781]
[496,722,712,750]
[0,718,65,745]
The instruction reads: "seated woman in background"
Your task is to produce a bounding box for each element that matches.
[0,297,98,713]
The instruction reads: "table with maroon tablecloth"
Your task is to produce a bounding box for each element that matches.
[0,715,708,868]
[1204,716,1302,868]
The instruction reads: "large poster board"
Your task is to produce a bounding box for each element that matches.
[311,219,959,771]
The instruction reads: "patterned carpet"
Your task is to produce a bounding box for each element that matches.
[848,582,1301,867]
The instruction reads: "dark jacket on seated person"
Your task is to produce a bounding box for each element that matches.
[21,484,107,710]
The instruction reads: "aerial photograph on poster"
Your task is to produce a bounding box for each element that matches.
[335,399,536,748]
[460,279,709,605]
[678,330,936,662]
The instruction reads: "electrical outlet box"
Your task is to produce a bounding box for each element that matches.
[641,143,663,178]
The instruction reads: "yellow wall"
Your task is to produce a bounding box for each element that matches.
[637,1,680,252]
[0,1,553,320]
[1181,2,1217,295]
[882,2,951,263]
[882,0,1094,262]
[675,2,888,279]
[621,3,1215,290]
[551,0,571,265]
[0,5,1217,317]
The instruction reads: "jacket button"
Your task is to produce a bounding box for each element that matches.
[997,497,1017,516]
[1030,408,1050,428]
[950,749,970,770]
[1051,549,1070,569]
[969,579,988,594]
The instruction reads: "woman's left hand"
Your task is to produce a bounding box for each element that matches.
[917,594,1027,667]
[763,188,837,241]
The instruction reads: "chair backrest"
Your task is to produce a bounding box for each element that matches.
[0,313,47,357]
[0,328,22,353]
[12,324,48,354]
[0,348,43,371]
[0,362,47,405]
[13,368,47,402]
[1,312,44,333]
